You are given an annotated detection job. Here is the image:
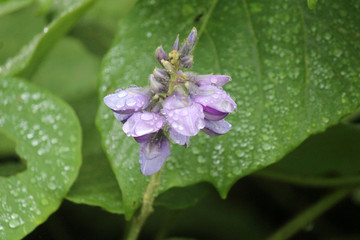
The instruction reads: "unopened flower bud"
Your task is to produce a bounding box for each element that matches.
[155,46,169,66]
[179,40,191,58]
[153,68,170,82]
[149,74,168,93]
[180,55,193,68]
[172,34,179,51]
[187,27,197,47]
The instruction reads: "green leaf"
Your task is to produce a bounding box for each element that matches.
[97,0,360,218]
[35,0,53,14]
[257,124,360,187]
[154,183,210,210]
[307,0,318,10]
[0,77,81,239]
[0,0,96,78]
[0,135,15,156]
[0,0,33,17]
[66,92,124,214]
[0,4,45,65]
[31,37,100,101]
[68,0,137,57]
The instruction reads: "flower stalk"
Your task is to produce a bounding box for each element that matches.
[125,171,162,240]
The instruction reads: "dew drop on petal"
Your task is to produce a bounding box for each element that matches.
[141,112,154,120]
[117,91,128,98]
[126,98,136,106]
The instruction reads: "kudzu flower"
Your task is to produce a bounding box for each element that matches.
[104,27,237,175]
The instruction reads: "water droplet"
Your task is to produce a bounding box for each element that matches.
[141,112,153,120]
[41,198,49,205]
[47,182,56,190]
[126,98,136,106]
[117,91,127,98]
[197,156,206,163]
[191,147,200,154]
[8,219,20,228]
[262,143,271,151]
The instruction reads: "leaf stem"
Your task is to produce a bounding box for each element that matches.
[124,171,162,240]
[267,189,351,240]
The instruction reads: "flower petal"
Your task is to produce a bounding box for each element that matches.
[193,85,236,120]
[162,94,205,136]
[202,119,232,136]
[169,127,190,146]
[139,133,171,175]
[185,73,231,87]
[103,87,150,114]
[123,112,165,137]
[113,112,132,123]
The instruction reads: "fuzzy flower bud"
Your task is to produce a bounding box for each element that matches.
[155,46,169,67]
[180,55,193,68]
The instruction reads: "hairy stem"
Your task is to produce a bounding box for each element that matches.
[267,189,351,240]
[125,171,162,240]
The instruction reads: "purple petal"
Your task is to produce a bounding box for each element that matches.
[185,73,231,87]
[202,106,229,121]
[134,134,151,143]
[193,85,236,120]
[169,127,190,146]
[155,46,169,66]
[139,134,171,175]
[202,119,232,136]
[187,27,197,47]
[196,75,231,87]
[172,34,179,51]
[113,112,132,123]
[162,94,205,136]
[103,87,150,114]
[123,112,165,137]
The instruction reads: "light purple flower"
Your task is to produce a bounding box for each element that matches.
[139,132,171,175]
[123,112,165,137]
[104,87,150,114]
[162,89,205,136]
[193,85,236,121]
[103,27,236,175]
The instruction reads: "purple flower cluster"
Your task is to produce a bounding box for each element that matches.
[104,28,236,175]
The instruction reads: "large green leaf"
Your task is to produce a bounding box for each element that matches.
[0,4,45,65]
[0,77,81,239]
[66,92,124,214]
[0,0,33,17]
[97,0,360,218]
[257,124,360,187]
[0,0,96,78]
[31,37,100,102]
